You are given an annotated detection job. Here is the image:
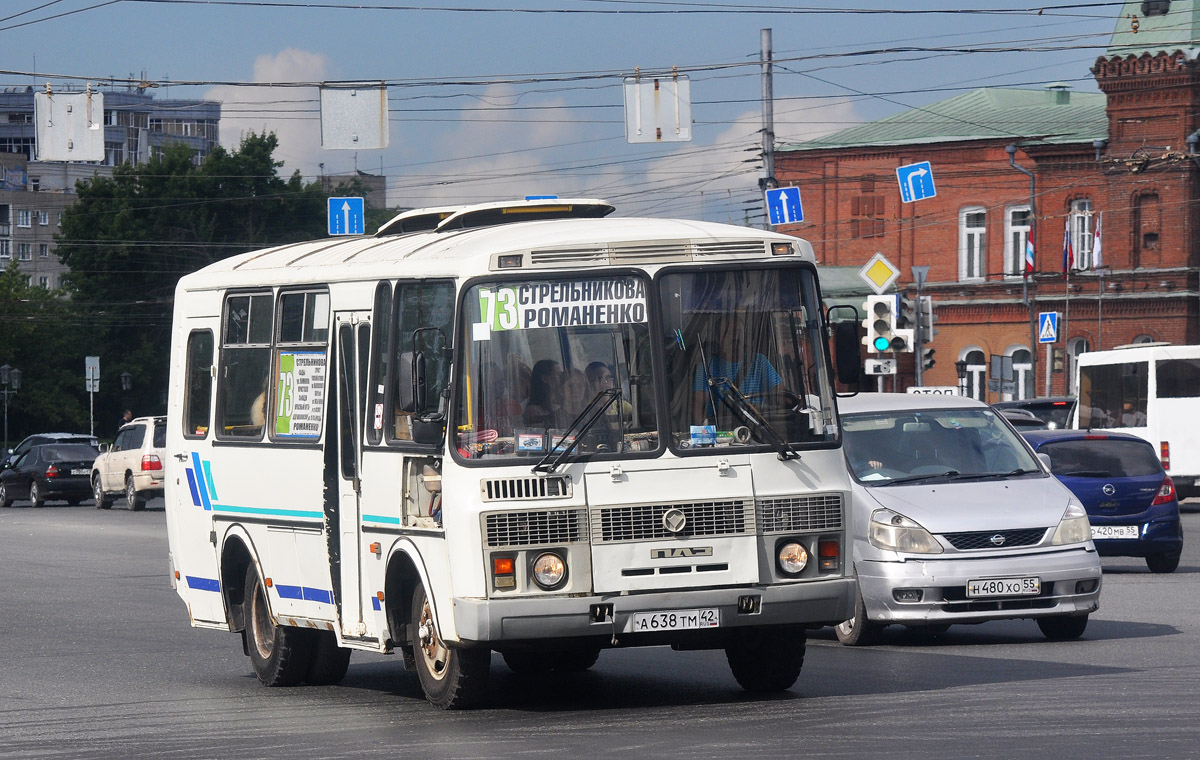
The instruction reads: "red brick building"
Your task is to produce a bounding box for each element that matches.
[777,1,1200,401]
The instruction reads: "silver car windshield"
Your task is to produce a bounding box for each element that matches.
[842,407,1041,484]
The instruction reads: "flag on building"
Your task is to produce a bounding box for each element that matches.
[1025,238,1035,276]
[1062,217,1074,274]
[1092,212,1103,270]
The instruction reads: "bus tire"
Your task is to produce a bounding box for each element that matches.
[410,584,489,709]
[305,630,352,685]
[724,626,806,693]
[553,645,601,672]
[243,565,314,686]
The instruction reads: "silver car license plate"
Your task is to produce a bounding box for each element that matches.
[966,577,1040,598]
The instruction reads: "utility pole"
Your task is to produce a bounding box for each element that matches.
[760,28,776,229]
[1006,144,1041,396]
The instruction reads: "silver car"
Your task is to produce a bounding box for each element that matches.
[835,393,1101,645]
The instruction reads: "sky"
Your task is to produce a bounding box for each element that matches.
[1,1,1127,222]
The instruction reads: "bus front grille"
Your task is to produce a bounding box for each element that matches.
[591,500,754,543]
[484,508,588,548]
[480,475,572,501]
[757,494,844,533]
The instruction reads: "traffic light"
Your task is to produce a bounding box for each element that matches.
[918,296,938,340]
[897,297,916,332]
[862,295,897,354]
[1052,347,1065,372]
[921,347,936,370]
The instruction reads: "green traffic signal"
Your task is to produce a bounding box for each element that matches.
[872,336,891,351]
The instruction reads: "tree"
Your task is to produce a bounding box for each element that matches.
[54,132,340,430]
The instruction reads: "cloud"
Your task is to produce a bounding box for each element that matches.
[205,49,330,176]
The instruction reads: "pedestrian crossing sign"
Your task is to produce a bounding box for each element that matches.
[1038,312,1059,343]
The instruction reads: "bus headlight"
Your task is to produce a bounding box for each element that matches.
[777,541,809,575]
[1051,501,1092,546]
[531,552,567,590]
[868,509,943,554]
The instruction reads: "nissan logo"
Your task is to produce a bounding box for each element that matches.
[989,534,1006,546]
[1103,484,1116,496]
[662,508,687,534]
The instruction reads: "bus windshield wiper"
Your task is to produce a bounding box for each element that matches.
[712,379,800,461]
[532,388,621,474]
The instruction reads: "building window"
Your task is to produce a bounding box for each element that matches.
[1133,193,1161,269]
[1011,348,1033,401]
[1067,337,1089,394]
[38,244,49,258]
[1142,0,1170,16]
[959,208,986,281]
[961,348,987,400]
[1004,206,1031,278]
[16,209,31,228]
[16,243,31,261]
[0,240,10,258]
[38,276,49,289]
[37,210,49,226]
[1069,199,1094,270]
[850,194,886,239]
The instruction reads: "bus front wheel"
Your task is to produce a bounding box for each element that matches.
[724,625,806,692]
[243,565,313,686]
[410,584,489,709]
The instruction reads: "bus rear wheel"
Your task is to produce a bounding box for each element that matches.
[305,630,352,685]
[243,565,314,686]
[410,584,489,709]
[724,625,806,692]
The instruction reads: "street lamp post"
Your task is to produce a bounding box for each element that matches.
[0,364,22,454]
[1005,144,1042,397]
[955,359,969,397]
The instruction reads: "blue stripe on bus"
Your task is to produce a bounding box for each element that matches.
[362,514,401,525]
[186,576,221,592]
[191,452,212,511]
[202,460,219,501]
[185,468,202,507]
[275,585,332,604]
[212,504,324,520]
[372,596,382,611]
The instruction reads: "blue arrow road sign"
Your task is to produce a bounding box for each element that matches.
[896,161,937,203]
[1038,311,1059,343]
[764,186,804,226]
[328,196,365,235]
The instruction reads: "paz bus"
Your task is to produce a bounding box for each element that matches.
[1073,342,1200,498]
[164,198,862,708]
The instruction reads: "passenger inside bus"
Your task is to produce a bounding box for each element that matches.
[524,359,565,427]
[692,313,782,425]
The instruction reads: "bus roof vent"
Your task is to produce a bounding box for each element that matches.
[436,198,614,232]
[375,206,458,236]
[692,240,771,257]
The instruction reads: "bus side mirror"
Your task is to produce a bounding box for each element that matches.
[398,351,428,413]
[833,320,862,386]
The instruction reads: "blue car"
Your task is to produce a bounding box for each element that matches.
[1022,430,1183,573]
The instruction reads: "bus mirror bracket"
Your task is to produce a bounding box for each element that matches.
[828,305,862,390]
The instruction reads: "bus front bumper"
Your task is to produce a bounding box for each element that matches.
[451,577,855,644]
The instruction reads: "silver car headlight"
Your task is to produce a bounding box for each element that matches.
[868,508,943,554]
[1051,501,1092,546]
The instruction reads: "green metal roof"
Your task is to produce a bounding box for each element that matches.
[1106,0,1200,59]
[780,87,1107,153]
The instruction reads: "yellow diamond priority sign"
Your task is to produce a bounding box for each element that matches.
[858,252,901,295]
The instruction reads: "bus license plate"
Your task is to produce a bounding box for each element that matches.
[631,608,719,632]
[1091,525,1139,539]
[966,577,1040,598]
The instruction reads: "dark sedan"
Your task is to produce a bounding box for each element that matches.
[1023,429,1183,573]
[0,443,97,507]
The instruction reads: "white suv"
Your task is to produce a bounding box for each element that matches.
[92,416,166,510]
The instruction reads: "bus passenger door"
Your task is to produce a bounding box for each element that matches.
[332,312,371,638]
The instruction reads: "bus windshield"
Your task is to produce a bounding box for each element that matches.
[659,267,837,453]
[455,274,657,461]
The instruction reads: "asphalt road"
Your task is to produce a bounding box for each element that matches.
[3,499,1199,759]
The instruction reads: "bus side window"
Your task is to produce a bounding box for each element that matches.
[366,281,391,445]
[216,293,273,439]
[390,280,454,443]
[184,330,214,439]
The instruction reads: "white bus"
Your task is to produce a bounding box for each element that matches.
[1073,343,1200,498]
[164,198,861,708]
